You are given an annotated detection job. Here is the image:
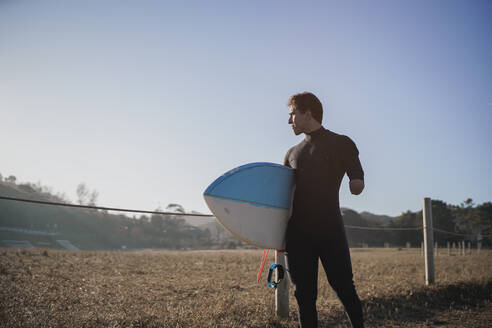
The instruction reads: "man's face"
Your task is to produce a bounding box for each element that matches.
[288,106,311,135]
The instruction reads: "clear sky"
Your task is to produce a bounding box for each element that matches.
[1,0,491,218]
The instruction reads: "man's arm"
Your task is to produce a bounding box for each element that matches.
[349,179,364,195]
[341,135,365,195]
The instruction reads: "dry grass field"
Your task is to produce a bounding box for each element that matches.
[1,248,491,328]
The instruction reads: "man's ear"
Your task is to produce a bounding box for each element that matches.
[306,109,315,121]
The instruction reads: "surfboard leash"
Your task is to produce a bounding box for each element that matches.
[256,248,270,283]
[257,249,286,288]
[266,263,285,288]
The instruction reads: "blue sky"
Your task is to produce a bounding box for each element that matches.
[1,0,491,217]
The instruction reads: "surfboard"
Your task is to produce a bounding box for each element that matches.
[203,162,294,249]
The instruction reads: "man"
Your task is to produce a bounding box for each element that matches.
[283,92,365,328]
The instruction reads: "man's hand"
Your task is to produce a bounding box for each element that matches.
[349,179,364,195]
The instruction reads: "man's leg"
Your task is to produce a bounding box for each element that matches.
[319,232,364,328]
[286,224,319,328]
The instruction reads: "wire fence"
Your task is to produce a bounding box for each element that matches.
[0,195,214,217]
[344,225,422,231]
[1,195,490,238]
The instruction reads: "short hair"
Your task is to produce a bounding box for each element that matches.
[287,92,323,124]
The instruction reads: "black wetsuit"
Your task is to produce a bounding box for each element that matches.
[283,126,364,328]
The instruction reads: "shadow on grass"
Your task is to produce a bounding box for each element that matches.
[317,280,492,327]
[18,280,489,328]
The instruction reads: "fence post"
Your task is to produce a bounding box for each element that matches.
[447,241,450,256]
[423,197,435,285]
[275,250,289,318]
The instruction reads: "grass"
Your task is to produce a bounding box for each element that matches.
[1,248,491,327]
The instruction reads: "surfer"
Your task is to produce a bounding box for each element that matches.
[283,92,365,328]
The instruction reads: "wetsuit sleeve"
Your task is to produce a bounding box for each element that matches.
[342,136,364,181]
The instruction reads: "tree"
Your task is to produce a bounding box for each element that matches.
[387,210,422,246]
[470,202,492,235]
[166,203,185,214]
[432,200,459,243]
[164,203,187,231]
[5,175,16,184]
[88,190,99,206]
[76,183,98,206]
[454,198,476,234]
[151,208,164,231]
[76,183,89,205]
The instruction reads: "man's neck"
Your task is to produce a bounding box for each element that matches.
[303,122,322,135]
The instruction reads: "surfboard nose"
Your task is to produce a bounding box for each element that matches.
[203,162,294,249]
[203,162,294,209]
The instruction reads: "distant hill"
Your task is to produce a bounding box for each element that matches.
[359,211,394,225]
[341,208,393,225]
[0,180,214,250]
[0,180,115,250]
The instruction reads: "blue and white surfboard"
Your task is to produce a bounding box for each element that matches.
[203,162,294,249]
